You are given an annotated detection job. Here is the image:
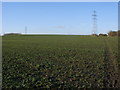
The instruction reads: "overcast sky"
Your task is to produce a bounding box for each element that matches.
[2,2,118,35]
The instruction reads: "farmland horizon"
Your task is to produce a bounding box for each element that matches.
[1,32,100,35]
[2,1,120,88]
[2,29,118,36]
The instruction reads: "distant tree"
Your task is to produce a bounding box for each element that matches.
[99,33,107,36]
[4,33,21,36]
[91,34,98,37]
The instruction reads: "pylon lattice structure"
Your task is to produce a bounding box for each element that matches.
[92,10,97,35]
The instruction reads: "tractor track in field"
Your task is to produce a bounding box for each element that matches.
[103,39,120,88]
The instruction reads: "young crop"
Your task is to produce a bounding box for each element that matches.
[2,35,119,88]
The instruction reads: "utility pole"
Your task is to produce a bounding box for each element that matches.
[25,26,27,34]
[92,10,97,35]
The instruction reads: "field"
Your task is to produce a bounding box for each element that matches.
[2,35,119,88]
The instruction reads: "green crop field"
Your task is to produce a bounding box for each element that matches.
[2,35,119,88]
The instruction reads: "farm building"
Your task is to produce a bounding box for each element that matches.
[108,31,117,36]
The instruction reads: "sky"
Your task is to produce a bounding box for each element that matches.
[2,2,118,35]
[0,2,2,35]
[1,0,119,2]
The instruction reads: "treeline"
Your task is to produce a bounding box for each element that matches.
[98,30,120,36]
[4,33,21,36]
